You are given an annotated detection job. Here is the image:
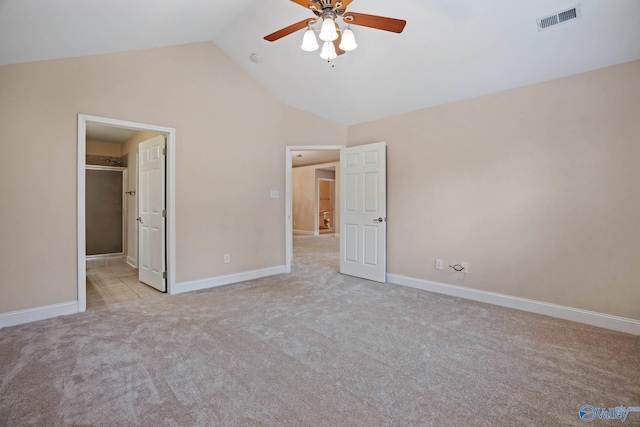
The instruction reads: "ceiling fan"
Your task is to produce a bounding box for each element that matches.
[264,0,406,66]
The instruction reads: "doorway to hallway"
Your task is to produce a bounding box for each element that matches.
[286,146,343,274]
[285,142,388,283]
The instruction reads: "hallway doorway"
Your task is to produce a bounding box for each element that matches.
[286,145,343,274]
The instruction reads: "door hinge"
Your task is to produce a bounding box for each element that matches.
[162,147,167,156]
[162,209,167,217]
[163,271,167,279]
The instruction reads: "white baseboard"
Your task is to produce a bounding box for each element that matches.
[293,229,315,235]
[174,265,287,295]
[126,256,137,268]
[86,253,123,261]
[386,274,640,336]
[0,301,79,329]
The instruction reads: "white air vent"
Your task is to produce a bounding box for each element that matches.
[537,5,581,31]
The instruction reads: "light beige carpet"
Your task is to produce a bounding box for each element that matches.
[1,235,638,426]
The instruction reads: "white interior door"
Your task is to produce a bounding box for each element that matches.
[340,142,387,282]
[138,135,166,291]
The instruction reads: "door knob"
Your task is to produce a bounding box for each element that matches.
[137,217,143,224]
[374,217,385,223]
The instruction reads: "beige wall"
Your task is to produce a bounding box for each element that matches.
[292,166,316,232]
[86,139,122,157]
[292,162,340,234]
[349,60,640,321]
[318,179,334,213]
[0,42,347,313]
[2,40,636,323]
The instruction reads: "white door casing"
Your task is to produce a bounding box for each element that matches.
[340,142,387,282]
[138,135,166,291]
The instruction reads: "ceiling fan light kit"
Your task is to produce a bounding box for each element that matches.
[320,40,338,61]
[319,17,339,41]
[301,28,320,51]
[265,0,406,67]
[339,27,357,51]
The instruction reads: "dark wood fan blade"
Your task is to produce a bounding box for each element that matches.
[289,0,316,10]
[264,19,314,42]
[343,12,406,33]
[336,0,354,11]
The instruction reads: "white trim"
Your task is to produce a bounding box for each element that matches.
[387,274,640,336]
[174,266,287,294]
[293,229,315,235]
[128,150,139,269]
[85,165,126,172]
[77,117,87,311]
[0,302,79,329]
[285,145,344,274]
[86,253,124,260]
[78,114,177,313]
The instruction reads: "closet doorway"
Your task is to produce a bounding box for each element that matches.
[77,114,177,312]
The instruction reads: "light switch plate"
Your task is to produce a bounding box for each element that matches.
[270,190,279,199]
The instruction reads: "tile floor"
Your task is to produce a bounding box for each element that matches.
[86,261,164,309]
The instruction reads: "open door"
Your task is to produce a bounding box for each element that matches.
[340,142,387,282]
[138,135,166,292]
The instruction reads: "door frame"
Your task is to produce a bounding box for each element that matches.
[84,165,127,258]
[77,114,177,312]
[316,177,335,234]
[285,145,344,273]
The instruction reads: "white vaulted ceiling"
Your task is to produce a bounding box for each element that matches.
[1,0,639,125]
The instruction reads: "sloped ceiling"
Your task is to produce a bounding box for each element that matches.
[1,0,639,125]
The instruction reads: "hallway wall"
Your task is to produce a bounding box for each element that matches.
[292,162,340,235]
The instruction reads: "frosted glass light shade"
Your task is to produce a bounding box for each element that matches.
[339,27,357,51]
[301,28,319,51]
[320,41,337,61]
[319,17,338,41]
